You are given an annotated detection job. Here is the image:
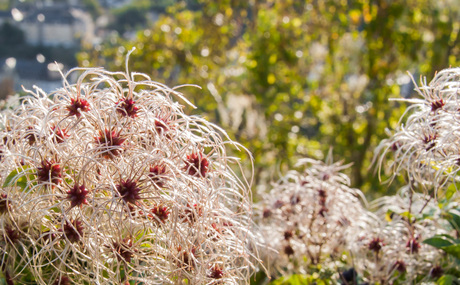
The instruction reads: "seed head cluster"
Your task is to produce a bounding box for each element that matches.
[350,189,447,284]
[377,68,460,194]
[0,63,256,284]
[256,155,369,276]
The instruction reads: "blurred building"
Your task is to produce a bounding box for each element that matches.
[0,2,97,95]
[18,4,94,47]
[0,10,12,25]
[0,57,63,98]
[99,0,132,9]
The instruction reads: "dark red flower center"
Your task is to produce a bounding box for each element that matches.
[95,129,126,159]
[53,276,71,285]
[25,126,38,145]
[431,99,444,112]
[116,179,141,204]
[284,230,293,240]
[61,219,84,243]
[4,224,20,244]
[430,265,443,279]
[67,184,89,208]
[368,237,384,253]
[0,194,8,214]
[177,246,196,270]
[391,142,401,151]
[51,126,70,143]
[184,152,209,178]
[150,205,170,223]
[422,133,437,151]
[393,260,406,273]
[208,265,224,279]
[37,159,62,185]
[117,98,139,118]
[112,237,135,263]
[318,189,327,210]
[406,237,421,254]
[182,203,203,223]
[284,244,295,255]
[67,97,90,118]
[154,118,169,134]
[149,164,167,187]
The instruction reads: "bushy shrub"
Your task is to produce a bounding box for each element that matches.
[350,189,450,284]
[377,68,460,195]
[255,68,460,284]
[255,153,370,281]
[0,59,256,284]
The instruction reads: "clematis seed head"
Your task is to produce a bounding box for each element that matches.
[184,152,209,177]
[95,129,126,159]
[150,204,169,223]
[406,237,421,254]
[368,237,385,253]
[115,179,141,204]
[116,98,139,118]
[111,237,135,263]
[208,265,224,279]
[67,184,89,208]
[67,97,90,118]
[61,219,84,243]
[148,164,167,188]
[37,159,62,185]
[51,126,70,143]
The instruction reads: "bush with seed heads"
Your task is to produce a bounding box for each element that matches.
[365,68,460,284]
[255,154,370,279]
[349,188,449,284]
[248,70,460,284]
[254,156,458,284]
[377,68,460,195]
[0,57,257,284]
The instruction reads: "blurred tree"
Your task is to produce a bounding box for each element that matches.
[149,0,177,13]
[0,21,24,45]
[0,0,8,10]
[82,0,102,19]
[79,0,460,196]
[109,5,148,35]
[108,0,182,34]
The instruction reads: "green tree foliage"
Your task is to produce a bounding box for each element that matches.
[82,0,102,19]
[0,0,8,10]
[109,5,148,34]
[79,0,460,195]
[108,0,179,34]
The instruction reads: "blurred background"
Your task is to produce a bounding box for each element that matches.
[0,0,459,198]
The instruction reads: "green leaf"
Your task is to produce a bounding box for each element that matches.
[270,275,307,285]
[442,245,460,259]
[424,235,460,259]
[424,235,456,248]
[400,211,415,222]
[445,183,458,200]
[385,210,394,222]
[251,270,268,285]
[2,165,35,191]
[437,274,454,285]
[269,274,330,285]
[447,210,460,233]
